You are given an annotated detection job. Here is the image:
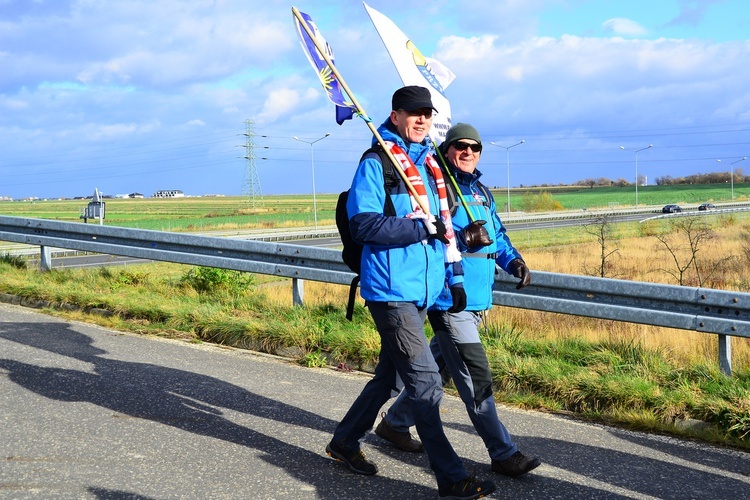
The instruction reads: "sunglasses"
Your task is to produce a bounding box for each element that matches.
[452,141,482,153]
[401,108,433,118]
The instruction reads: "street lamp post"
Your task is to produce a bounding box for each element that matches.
[620,144,653,208]
[717,156,747,200]
[489,140,525,215]
[293,133,330,230]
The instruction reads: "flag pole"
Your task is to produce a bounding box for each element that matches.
[292,6,430,215]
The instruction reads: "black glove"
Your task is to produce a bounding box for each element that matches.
[430,218,450,245]
[463,220,494,249]
[448,284,467,313]
[508,258,531,290]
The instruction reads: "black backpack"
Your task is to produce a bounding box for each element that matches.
[336,145,399,320]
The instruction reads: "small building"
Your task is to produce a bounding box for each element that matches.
[153,189,185,198]
[80,188,105,223]
[129,192,145,199]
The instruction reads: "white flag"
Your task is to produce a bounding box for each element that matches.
[363,2,455,143]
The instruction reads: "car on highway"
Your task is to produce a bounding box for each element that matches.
[662,204,682,213]
[698,203,715,211]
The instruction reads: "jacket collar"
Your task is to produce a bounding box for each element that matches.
[448,162,484,186]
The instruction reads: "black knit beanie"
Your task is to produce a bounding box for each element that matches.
[441,123,482,153]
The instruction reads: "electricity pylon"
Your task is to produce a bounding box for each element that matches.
[240,119,263,206]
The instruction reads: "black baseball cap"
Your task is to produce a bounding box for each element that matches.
[391,85,437,112]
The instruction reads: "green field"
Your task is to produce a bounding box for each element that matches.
[515,183,750,210]
[0,195,327,231]
[2,183,749,232]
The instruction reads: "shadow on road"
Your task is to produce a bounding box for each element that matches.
[0,322,433,499]
[5,320,746,499]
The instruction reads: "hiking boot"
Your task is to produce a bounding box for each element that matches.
[374,412,424,453]
[438,475,496,500]
[491,451,541,477]
[326,440,378,476]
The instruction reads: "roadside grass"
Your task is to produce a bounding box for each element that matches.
[0,259,748,450]
[1,253,27,269]
[481,318,749,447]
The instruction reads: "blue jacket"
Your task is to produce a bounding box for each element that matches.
[431,164,522,311]
[347,119,463,307]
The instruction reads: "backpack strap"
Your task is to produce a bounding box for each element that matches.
[444,176,461,216]
[360,144,399,216]
[476,180,492,207]
[345,276,359,321]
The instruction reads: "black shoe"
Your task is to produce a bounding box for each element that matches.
[491,451,541,477]
[326,440,378,475]
[438,475,496,500]
[375,412,424,453]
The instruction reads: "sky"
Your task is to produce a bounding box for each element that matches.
[1,0,749,200]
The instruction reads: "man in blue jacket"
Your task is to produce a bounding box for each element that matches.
[327,88,496,500]
[374,123,542,477]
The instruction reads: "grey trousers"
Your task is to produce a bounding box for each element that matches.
[384,309,518,462]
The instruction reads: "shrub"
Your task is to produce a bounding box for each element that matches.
[300,351,328,368]
[180,266,255,295]
[519,192,563,212]
[1,253,27,269]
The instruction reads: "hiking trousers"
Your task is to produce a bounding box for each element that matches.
[330,300,468,487]
[385,309,518,462]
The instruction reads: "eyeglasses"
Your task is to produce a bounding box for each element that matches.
[400,108,433,119]
[452,141,482,153]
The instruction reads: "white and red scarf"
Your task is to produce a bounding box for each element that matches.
[386,141,462,264]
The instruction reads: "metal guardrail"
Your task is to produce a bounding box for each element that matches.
[0,215,352,285]
[1,215,748,375]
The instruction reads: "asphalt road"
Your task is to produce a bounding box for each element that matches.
[1,301,748,499]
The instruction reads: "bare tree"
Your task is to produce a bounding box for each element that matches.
[582,214,620,278]
[653,217,716,286]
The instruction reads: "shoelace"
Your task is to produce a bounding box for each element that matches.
[457,475,479,493]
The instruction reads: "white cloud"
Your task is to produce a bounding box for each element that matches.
[0,96,28,110]
[602,18,648,37]
[436,34,498,61]
[256,87,318,125]
[82,120,161,142]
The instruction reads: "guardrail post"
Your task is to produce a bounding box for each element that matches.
[718,334,732,376]
[40,246,53,272]
[292,278,304,307]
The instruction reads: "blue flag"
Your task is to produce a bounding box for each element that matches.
[294,10,356,125]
